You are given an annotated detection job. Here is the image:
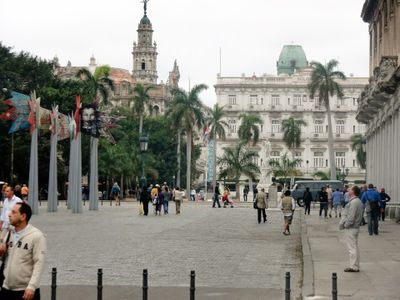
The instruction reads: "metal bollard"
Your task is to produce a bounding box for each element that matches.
[142,269,148,300]
[285,272,291,300]
[332,272,338,300]
[97,268,103,300]
[190,270,195,300]
[51,267,57,300]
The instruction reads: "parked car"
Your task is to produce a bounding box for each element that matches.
[291,180,344,207]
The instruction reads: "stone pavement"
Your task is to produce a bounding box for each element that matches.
[301,207,400,300]
[26,201,302,299]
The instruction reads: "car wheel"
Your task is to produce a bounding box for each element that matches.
[297,198,304,207]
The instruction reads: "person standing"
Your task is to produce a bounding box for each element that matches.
[110,183,121,206]
[332,188,344,218]
[255,188,268,223]
[21,184,29,201]
[155,186,164,216]
[326,185,333,218]
[379,188,391,221]
[339,185,364,272]
[243,186,249,202]
[162,187,170,215]
[318,187,328,218]
[303,187,312,215]
[0,187,23,230]
[173,187,184,214]
[361,184,382,235]
[212,183,221,208]
[140,186,150,216]
[280,190,296,235]
[0,202,46,299]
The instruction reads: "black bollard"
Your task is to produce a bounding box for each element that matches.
[142,269,148,300]
[285,272,291,300]
[190,270,195,300]
[332,272,338,300]
[97,268,103,300]
[51,267,57,300]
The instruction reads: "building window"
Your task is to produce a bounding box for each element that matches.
[228,95,236,105]
[293,94,302,106]
[313,152,324,168]
[303,95,307,102]
[358,125,365,134]
[353,98,357,106]
[228,120,236,134]
[141,59,146,70]
[353,125,356,134]
[335,152,346,168]
[260,124,263,132]
[271,95,280,106]
[314,119,324,133]
[353,159,356,167]
[270,151,280,162]
[250,95,258,105]
[336,98,345,107]
[336,120,345,134]
[295,152,302,167]
[271,120,281,133]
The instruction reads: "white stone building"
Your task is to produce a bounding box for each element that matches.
[214,45,368,192]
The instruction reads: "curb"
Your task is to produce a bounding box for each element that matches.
[300,212,314,299]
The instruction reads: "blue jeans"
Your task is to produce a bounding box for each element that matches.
[163,200,169,214]
[368,209,379,235]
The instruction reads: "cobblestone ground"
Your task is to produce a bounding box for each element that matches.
[31,201,302,298]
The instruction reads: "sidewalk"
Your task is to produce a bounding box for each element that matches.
[302,208,400,300]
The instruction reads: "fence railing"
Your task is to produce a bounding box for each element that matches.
[49,268,339,300]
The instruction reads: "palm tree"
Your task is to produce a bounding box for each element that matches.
[132,83,154,136]
[206,104,228,197]
[268,153,302,186]
[351,134,366,169]
[170,84,208,199]
[76,65,115,105]
[238,114,263,145]
[308,59,346,180]
[217,142,260,201]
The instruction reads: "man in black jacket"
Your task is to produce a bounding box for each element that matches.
[318,187,328,218]
[212,183,221,208]
[303,187,313,215]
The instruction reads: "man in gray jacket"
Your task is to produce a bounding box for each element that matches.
[339,185,364,272]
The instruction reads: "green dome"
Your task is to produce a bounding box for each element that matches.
[277,45,308,75]
[140,15,151,25]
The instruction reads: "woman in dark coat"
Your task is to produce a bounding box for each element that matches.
[379,188,391,221]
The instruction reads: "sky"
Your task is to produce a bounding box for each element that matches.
[1,0,369,107]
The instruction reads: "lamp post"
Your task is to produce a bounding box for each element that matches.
[139,135,149,188]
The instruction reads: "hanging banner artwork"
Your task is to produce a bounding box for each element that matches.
[0,91,30,133]
[207,139,214,183]
[80,104,100,137]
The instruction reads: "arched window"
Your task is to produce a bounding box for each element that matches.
[153,105,160,116]
[141,59,146,70]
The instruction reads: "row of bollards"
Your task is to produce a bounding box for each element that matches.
[50,268,338,299]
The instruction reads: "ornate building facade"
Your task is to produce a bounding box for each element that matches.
[215,45,368,193]
[55,2,180,115]
[357,0,400,219]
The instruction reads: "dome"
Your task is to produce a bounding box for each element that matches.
[277,45,308,76]
[140,15,151,25]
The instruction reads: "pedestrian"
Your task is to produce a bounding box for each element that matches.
[162,186,170,214]
[0,202,46,299]
[326,185,333,218]
[190,189,196,202]
[110,183,121,206]
[243,186,249,202]
[0,186,23,230]
[379,188,391,221]
[13,185,22,199]
[222,188,234,208]
[361,184,382,235]
[255,188,268,223]
[173,187,184,214]
[253,186,258,202]
[21,184,29,201]
[155,186,164,216]
[318,187,328,218]
[280,190,296,235]
[339,185,364,272]
[140,186,150,216]
[332,188,344,218]
[212,183,221,208]
[303,187,312,215]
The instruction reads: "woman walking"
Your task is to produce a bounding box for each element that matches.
[379,188,391,221]
[155,186,164,216]
[280,190,296,235]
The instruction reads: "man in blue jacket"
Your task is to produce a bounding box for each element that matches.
[361,184,382,235]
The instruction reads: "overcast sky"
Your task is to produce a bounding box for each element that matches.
[1,0,369,107]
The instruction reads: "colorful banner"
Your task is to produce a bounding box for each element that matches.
[207,139,214,183]
[0,91,30,133]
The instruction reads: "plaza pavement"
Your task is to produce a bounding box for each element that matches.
[28,200,302,300]
[301,206,400,300]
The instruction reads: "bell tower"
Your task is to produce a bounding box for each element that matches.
[132,0,158,84]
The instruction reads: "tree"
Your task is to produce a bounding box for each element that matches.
[170,84,207,198]
[206,104,228,195]
[76,65,115,105]
[217,142,260,201]
[268,153,302,186]
[238,114,263,145]
[132,83,154,135]
[351,134,366,169]
[308,59,346,180]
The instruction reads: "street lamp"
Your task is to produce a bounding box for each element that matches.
[139,135,149,187]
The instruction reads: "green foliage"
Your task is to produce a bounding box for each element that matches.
[351,134,366,169]
[238,114,263,145]
[268,153,302,183]
[281,117,307,151]
[207,104,227,140]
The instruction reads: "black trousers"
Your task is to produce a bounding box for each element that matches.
[319,202,328,217]
[142,200,149,215]
[304,202,311,215]
[0,288,40,300]
[257,208,266,223]
[212,194,221,207]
